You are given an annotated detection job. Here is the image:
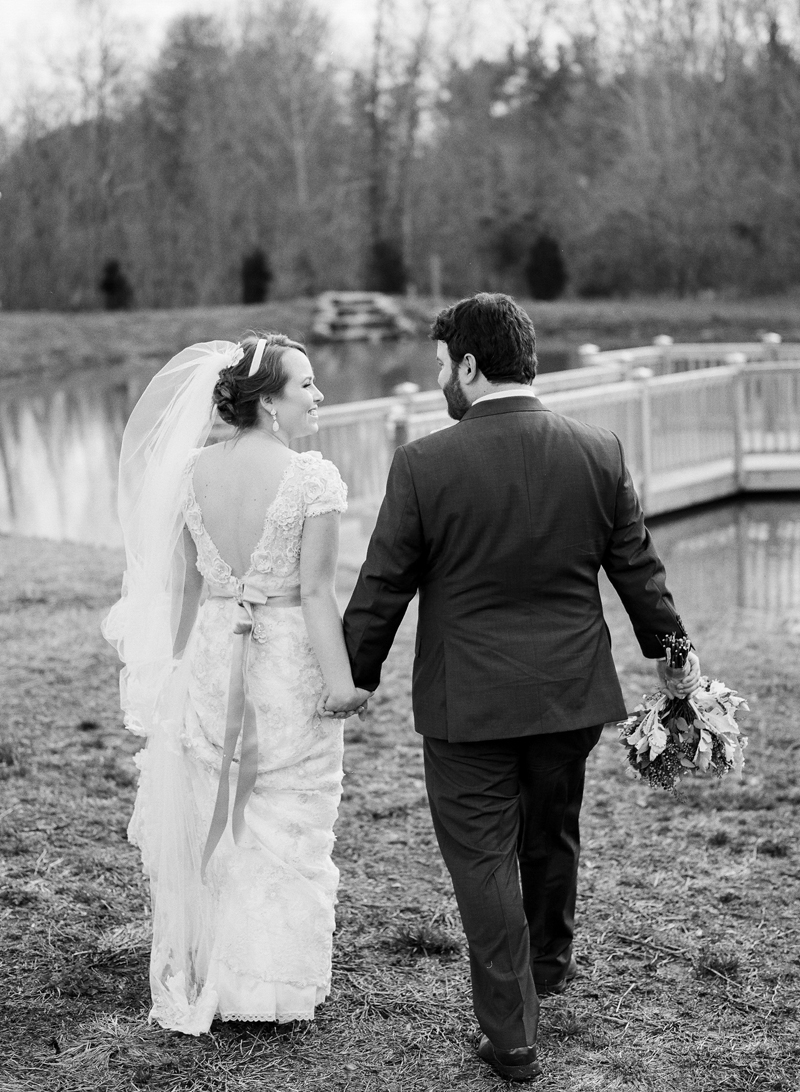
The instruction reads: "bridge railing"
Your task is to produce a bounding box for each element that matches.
[294,362,630,493]
[585,341,800,373]
[742,362,800,453]
[293,394,398,499]
[307,358,800,514]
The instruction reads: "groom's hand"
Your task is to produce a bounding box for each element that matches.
[317,687,373,721]
[350,687,372,721]
[657,650,700,697]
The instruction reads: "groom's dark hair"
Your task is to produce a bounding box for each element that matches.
[430,293,537,383]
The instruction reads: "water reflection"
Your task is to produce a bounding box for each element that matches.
[0,372,133,546]
[310,338,571,403]
[638,499,800,631]
[3,340,800,637]
[0,337,571,546]
[3,346,800,639]
[310,339,437,403]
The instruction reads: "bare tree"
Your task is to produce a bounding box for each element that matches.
[3,0,800,307]
[238,0,336,212]
[358,0,438,290]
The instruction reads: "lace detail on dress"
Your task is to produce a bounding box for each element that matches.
[299,451,348,517]
[181,449,347,595]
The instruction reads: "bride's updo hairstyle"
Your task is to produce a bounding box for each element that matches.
[212,332,307,430]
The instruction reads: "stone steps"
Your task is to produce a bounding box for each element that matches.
[312,291,416,342]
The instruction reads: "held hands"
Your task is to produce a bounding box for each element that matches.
[657,650,701,698]
[317,686,373,721]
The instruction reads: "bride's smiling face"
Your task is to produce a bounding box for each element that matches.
[267,349,324,440]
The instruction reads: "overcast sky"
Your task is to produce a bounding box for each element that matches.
[0,0,390,129]
[0,0,531,131]
[0,0,375,55]
[0,0,379,51]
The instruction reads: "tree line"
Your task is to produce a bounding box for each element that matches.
[1,0,799,311]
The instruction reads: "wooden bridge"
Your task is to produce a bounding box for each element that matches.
[2,340,799,548]
[299,340,800,518]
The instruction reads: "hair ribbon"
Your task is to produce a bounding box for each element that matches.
[248,338,267,377]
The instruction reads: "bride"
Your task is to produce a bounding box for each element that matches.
[103,333,370,1035]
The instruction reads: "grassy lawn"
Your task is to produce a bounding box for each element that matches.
[1,532,799,1091]
[1,294,799,383]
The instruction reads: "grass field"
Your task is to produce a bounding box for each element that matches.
[1,294,799,383]
[1,531,799,1092]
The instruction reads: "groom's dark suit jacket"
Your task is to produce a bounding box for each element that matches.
[343,395,684,742]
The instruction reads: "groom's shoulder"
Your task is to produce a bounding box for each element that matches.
[401,422,462,463]
[395,411,623,493]
[547,408,621,447]
[400,407,620,457]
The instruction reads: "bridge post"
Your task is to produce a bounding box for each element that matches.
[386,382,421,449]
[633,368,653,513]
[728,355,748,491]
[653,334,674,373]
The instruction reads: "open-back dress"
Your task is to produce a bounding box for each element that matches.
[128,448,348,1035]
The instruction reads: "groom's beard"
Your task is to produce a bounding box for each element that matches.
[443,365,470,421]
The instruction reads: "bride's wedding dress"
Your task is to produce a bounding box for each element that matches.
[128,448,347,1034]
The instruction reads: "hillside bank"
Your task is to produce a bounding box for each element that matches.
[1,294,799,383]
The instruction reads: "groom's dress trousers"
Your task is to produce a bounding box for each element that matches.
[343,396,684,1050]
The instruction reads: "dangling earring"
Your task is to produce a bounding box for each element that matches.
[269,406,280,433]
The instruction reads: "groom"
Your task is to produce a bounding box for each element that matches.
[341,293,698,1082]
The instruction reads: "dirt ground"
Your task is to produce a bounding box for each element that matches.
[1,532,799,1092]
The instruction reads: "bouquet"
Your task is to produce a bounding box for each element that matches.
[618,634,748,793]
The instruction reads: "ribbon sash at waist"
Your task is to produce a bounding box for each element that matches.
[200,583,302,878]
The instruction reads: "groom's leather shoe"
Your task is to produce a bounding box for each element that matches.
[478,1036,542,1082]
[534,955,578,998]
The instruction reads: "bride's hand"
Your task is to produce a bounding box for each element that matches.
[318,687,372,721]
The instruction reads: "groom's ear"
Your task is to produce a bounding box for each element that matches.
[460,353,480,385]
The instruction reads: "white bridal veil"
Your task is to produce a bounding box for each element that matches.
[103,340,241,726]
[103,340,242,1032]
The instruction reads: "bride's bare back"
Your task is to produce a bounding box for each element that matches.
[191,435,293,578]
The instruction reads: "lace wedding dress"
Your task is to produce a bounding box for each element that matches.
[127,448,347,1035]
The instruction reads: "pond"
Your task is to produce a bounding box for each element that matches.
[640,497,800,636]
[2,329,800,628]
[0,337,574,546]
[294,338,574,405]
[1,337,799,642]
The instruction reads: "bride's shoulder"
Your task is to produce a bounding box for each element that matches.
[292,451,347,514]
[181,446,204,479]
[184,440,236,482]
[292,449,338,478]
[294,449,324,465]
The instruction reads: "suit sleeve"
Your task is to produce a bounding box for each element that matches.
[343,446,425,690]
[601,437,688,658]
